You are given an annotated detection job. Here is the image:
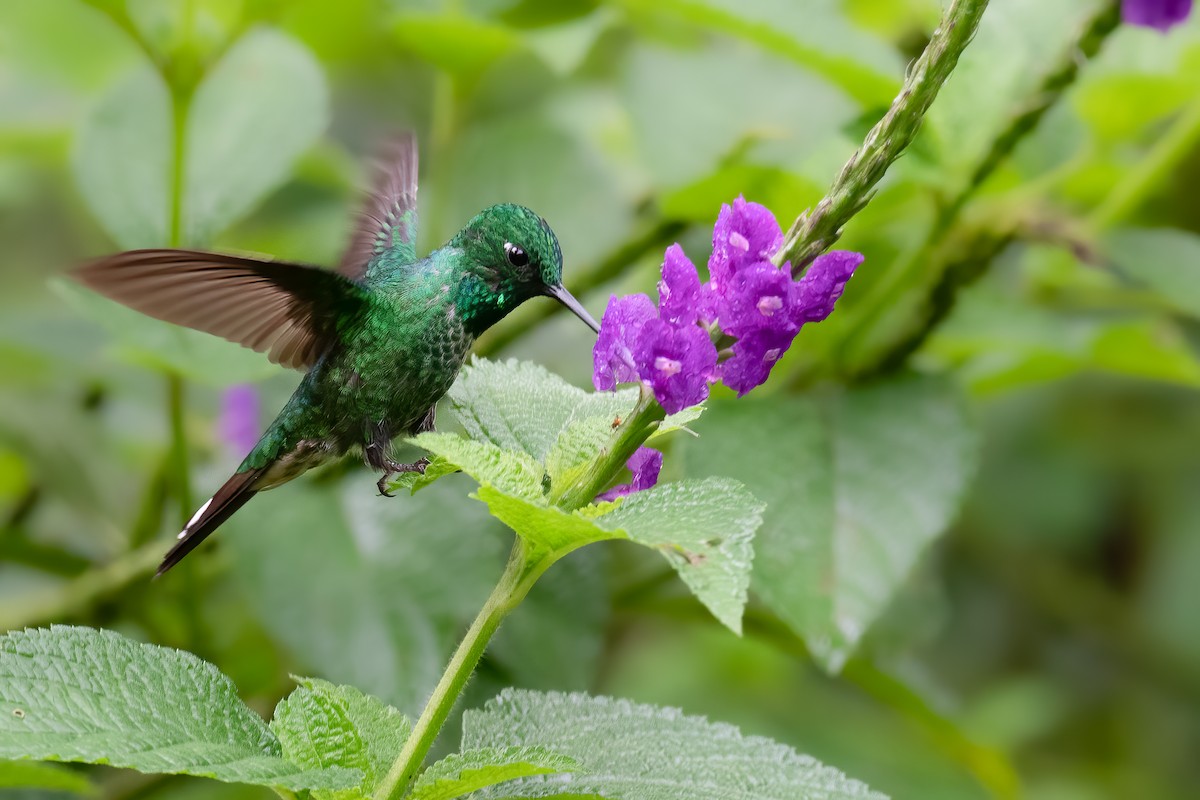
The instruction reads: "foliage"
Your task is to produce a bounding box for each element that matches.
[2,0,1200,799]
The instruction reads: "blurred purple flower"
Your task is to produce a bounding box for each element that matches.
[219,384,260,459]
[596,446,663,502]
[1123,0,1192,30]
[632,318,717,413]
[708,197,784,296]
[593,293,657,391]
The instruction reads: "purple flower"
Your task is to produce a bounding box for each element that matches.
[1123,0,1192,31]
[593,293,657,391]
[708,197,784,295]
[632,318,718,414]
[657,244,711,325]
[719,262,799,338]
[792,250,863,324]
[719,329,793,396]
[596,446,663,502]
[219,384,260,459]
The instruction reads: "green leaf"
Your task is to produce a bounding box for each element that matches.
[411,746,578,800]
[270,678,410,799]
[461,690,887,800]
[386,456,461,495]
[184,28,328,243]
[412,432,545,502]
[0,627,357,791]
[1107,228,1200,319]
[0,761,95,796]
[393,12,520,79]
[681,376,978,670]
[72,66,171,249]
[448,358,700,463]
[477,476,761,633]
[592,478,762,634]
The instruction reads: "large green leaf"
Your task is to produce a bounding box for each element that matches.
[681,376,978,671]
[461,690,887,800]
[411,746,578,800]
[72,65,171,249]
[270,678,410,799]
[0,627,357,791]
[411,433,545,502]
[183,28,329,244]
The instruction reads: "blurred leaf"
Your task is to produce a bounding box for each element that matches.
[682,376,978,670]
[439,117,630,266]
[393,13,520,78]
[1107,227,1200,318]
[227,478,508,712]
[72,66,171,249]
[1074,73,1194,143]
[411,746,577,800]
[660,164,824,225]
[54,279,282,385]
[270,678,410,799]
[461,689,886,799]
[184,28,329,244]
[0,626,357,791]
[0,761,95,796]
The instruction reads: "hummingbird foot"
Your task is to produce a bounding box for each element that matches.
[376,457,431,497]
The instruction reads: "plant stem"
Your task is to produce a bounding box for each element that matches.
[374,538,555,800]
[773,0,991,274]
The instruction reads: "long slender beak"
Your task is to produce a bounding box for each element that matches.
[547,284,600,334]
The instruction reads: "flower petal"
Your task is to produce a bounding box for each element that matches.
[708,196,784,293]
[593,293,657,390]
[1122,0,1192,31]
[791,250,863,325]
[632,318,717,414]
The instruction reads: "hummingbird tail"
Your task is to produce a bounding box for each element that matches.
[157,469,262,577]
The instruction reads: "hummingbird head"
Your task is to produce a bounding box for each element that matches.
[450,203,599,336]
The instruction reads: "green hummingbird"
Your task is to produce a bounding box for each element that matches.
[74,134,599,576]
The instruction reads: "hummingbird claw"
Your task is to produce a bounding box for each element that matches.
[376,457,430,497]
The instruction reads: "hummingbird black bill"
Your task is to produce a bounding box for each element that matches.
[547,284,600,333]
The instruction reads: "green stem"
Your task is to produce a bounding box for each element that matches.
[773,0,991,273]
[374,538,555,800]
[553,387,665,510]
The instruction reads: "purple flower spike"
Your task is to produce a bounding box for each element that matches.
[219,384,260,459]
[708,196,784,293]
[792,250,863,324]
[720,262,798,338]
[1122,0,1192,31]
[596,446,663,502]
[593,293,657,390]
[632,318,717,413]
[658,244,710,325]
[720,329,793,396]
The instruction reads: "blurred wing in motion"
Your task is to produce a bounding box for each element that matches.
[338,132,419,279]
[74,249,366,370]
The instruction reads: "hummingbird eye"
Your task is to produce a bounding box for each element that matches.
[504,242,529,268]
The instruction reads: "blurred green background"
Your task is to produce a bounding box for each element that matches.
[2,0,1200,798]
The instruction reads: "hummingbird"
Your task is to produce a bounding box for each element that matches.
[74,134,599,576]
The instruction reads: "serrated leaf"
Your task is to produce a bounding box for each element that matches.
[71,65,171,249]
[411,746,578,800]
[680,375,978,670]
[184,28,328,243]
[478,477,761,632]
[0,627,357,791]
[592,478,762,634]
[386,456,461,495]
[462,690,887,800]
[270,678,410,800]
[0,760,95,795]
[412,432,545,502]
[448,359,702,464]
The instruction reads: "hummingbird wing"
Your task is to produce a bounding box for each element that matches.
[74,249,366,370]
[337,132,419,280]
